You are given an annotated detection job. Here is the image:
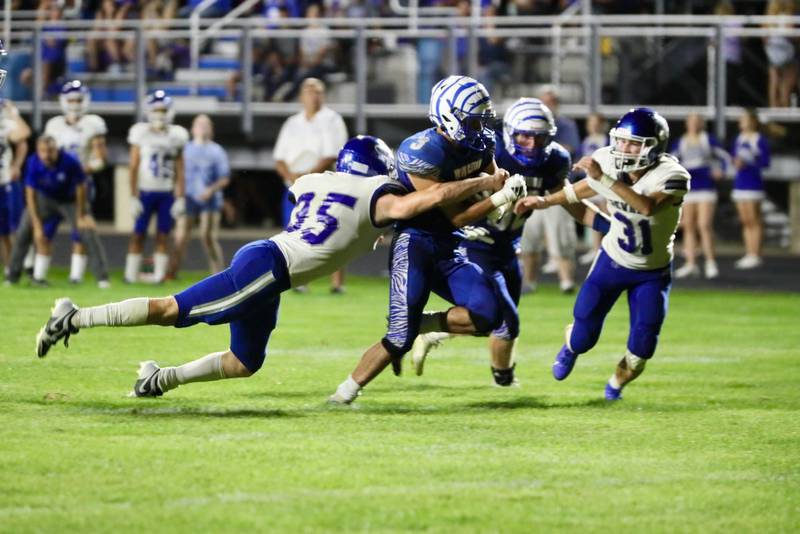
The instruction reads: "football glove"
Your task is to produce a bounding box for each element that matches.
[460,225,495,245]
[129,196,144,220]
[170,196,186,219]
[489,174,527,207]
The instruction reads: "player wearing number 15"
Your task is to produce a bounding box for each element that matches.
[124,90,189,284]
[35,136,512,399]
[515,108,690,400]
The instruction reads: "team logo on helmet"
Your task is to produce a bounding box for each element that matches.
[428,75,495,151]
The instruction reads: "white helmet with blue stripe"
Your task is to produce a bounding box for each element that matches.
[503,97,557,166]
[428,75,495,151]
[146,89,175,129]
[60,80,91,120]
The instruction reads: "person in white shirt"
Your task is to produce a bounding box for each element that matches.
[0,100,31,275]
[125,90,189,284]
[274,77,348,292]
[44,80,111,287]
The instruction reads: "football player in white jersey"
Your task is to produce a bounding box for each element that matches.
[0,99,32,275]
[125,90,189,284]
[43,80,111,287]
[515,108,690,400]
[34,136,523,399]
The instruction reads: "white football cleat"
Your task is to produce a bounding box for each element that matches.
[129,360,164,398]
[35,298,80,358]
[411,332,449,376]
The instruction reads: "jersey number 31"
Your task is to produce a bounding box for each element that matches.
[614,212,653,255]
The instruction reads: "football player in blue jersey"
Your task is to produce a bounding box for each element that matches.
[408,98,611,386]
[329,76,529,404]
[34,136,517,398]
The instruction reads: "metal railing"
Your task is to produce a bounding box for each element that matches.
[7,15,800,138]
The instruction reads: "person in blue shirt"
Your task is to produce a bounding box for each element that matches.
[329,76,528,404]
[409,98,611,387]
[731,109,770,270]
[6,135,108,285]
[170,115,231,277]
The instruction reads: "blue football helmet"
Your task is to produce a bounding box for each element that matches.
[59,80,91,120]
[609,107,670,172]
[0,39,8,91]
[146,90,174,129]
[336,135,396,179]
[429,75,495,151]
[503,97,557,166]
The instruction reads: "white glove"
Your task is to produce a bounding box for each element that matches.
[170,196,186,219]
[130,196,143,220]
[489,174,527,207]
[460,225,495,245]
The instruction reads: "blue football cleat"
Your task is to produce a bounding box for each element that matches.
[605,383,623,401]
[552,345,577,381]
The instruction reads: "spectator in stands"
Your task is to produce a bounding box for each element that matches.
[764,0,797,108]
[672,113,727,280]
[284,4,338,101]
[577,112,608,266]
[714,1,744,105]
[141,0,180,80]
[170,114,230,278]
[732,109,770,270]
[539,85,581,158]
[274,77,348,292]
[478,4,512,98]
[86,0,135,74]
[38,0,67,94]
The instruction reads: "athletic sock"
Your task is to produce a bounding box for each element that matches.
[333,375,361,403]
[71,298,150,329]
[157,351,227,392]
[608,374,622,390]
[33,254,51,281]
[69,254,88,282]
[153,252,169,282]
[23,246,35,270]
[124,253,142,282]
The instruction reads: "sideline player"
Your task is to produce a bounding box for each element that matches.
[515,108,690,400]
[44,80,111,287]
[329,76,528,404]
[0,100,31,274]
[34,136,520,398]
[124,90,188,284]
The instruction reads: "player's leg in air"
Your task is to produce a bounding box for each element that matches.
[35,239,290,397]
[604,270,671,400]
[329,231,503,404]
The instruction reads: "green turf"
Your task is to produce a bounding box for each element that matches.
[1,272,798,532]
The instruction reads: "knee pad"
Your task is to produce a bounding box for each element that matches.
[628,323,660,359]
[625,350,647,372]
[469,308,502,335]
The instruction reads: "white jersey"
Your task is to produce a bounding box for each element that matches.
[590,146,690,270]
[0,117,16,186]
[44,114,107,167]
[128,122,189,192]
[270,171,404,287]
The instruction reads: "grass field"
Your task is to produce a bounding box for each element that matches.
[1,271,798,532]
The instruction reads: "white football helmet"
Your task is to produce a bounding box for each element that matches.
[59,80,91,121]
[146,90,174,130]
[428,75,495,151]
[503,97,557,166]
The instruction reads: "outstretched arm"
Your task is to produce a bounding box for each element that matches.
[373,170,507,225]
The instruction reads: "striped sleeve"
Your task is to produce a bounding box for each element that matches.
[662,174,689,197]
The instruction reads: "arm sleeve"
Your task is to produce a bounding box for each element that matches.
[369,182,409,228]
[127,124,142,146]
[273,120,291,161]
[661,173,689,198]
[24,158,36,188]
[396,150,441,180]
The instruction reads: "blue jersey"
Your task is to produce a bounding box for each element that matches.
[24,150,86,203]
[463,133,571,257]
[395,127,495,236]
[183,141,230,205]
